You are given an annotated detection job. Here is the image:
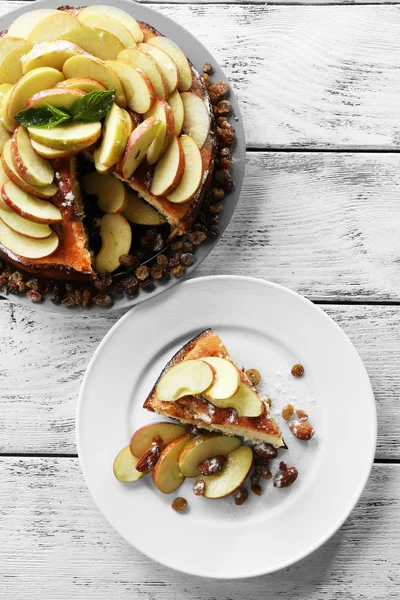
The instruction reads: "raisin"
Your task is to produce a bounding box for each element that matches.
[217,100,231,116]
[61,296,75,308]
[209,224,220,237]
[291,364,304,377]
[0,275,8,290]
[119,254,137,269]
[282,404,294,420]
[8,271,23,282]
[234,487,249,505]
[93,294,113,307]
[279,461,288,472]
[251,482,262,496]
[152,233,165,253]
[219,157,231,169]
[246,369,261,387]
[171,497,188,512]
[209,203,223,214]
[82,289,92,307]
[65,283,74,293]
[157,253,169,268]
[8,280,26,294]
[220,147,232,159]
[200,73,210,86]
[202,62,212,74]
[171,241,183,252]
[296,409,308,421]
[180,253,194,267]
[139,278,154,291]
[208,81,228,104]
[171,265,184,277]
[256,464,272,480]
[121,276,138,295]
[27,289,42,303]
[182,241,194,253]
[168,256,180,268]
[189,231,206,246]
[151,264,163,280]
[211,188,225,201]
[193,480,206,496]
[94,272,112,292]
[74,290,83,305]
[135,265,149,281]
[218,126,235,147]
[215,168,233,192]
[26,279,41,291]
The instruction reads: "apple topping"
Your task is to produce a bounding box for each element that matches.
[30,139,77,160]
[28,121,102,153]
[0,123,11,154]
[113,445,145,483]
[11,126,54,188]
[21,40,86,74]
[144,97,175,165]
[0,37,30,66]
[117,117,162,179]
[194,445,253,499]
[94,213,132,273]
[181,91,210,149]
[105,61,155,114]
[201,357,240,401]
[26,87,86,110]
[118,48,168,100]
[166,135,203,204]
[56,78,106,94]
[2,140,57,199]
[0,216,59,259]
[150,135,185,197]
[60,27,124,62]
[2,180,62,224]
[138,43,179,95]
[7,9,59,40]
[82,172,128,214]
[156,359,215,402]
[123,190,166,226]
[0,206,52,239]
[77,5,143,44]
[27,12,81,43]
[168,90,184,135]
[147,36,192,92]
[152,434,193,494]
[225,383,263,417]
[130,422,186,458]
[93,103,130,172]
[179,434,241,477]
[0,43,33,85]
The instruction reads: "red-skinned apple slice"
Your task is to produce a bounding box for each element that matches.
[168,90,184,135]
[117,48,168,100]
[113,445,145,483]
[147,36,192,92]
[82,172,128,214]
[2,180,61,224]
[28,121,102,153]
[77,5,143,44]
[0,216,59,259]
[138,43,179,95]
[166,135,203,204]
[0,123,11,153]
[30,139,78,160]
[21,40,86,74]
[26,87,85,110]
[152,434,193,494]
[55,78,106,93]
[60,27,124,61]
[150,135,185,196]
[0,43,33,85]
[123,190,166,226]
[27,12,81,43]
[94,213,132,273]
[11,126,54,188]
[63,55,126,107]
[105,61,155,114]
[0,206,52,239]
[117,117,162,179]
[195,445,253,499]
[2,140,57,199]
[156,359,215,401]
[181,91,210,149]
[179,434,242,478]
[144,97,175,165]
[130,422,187,458]
[93,103,130,172]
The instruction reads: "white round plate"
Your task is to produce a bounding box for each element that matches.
[77,276,377,579]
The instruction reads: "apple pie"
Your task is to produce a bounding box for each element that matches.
[144,329,286,448]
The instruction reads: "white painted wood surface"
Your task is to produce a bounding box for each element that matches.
[0,0,398,597]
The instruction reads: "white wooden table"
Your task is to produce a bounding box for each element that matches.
[1,0,400,597]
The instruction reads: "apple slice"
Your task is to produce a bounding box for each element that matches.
[105,61,154,114]
[168,90,184,135]
[94,213,132,273]
[152,434,193,494]
[113,445,145,483]
[117,117,162,179]
[63,55,126,107]
[2,140,57,199]
[123,190,166,226]
[60,27,124,61]
[26,87,85,110]
[179,434,241,478]
[181,92,210,149]
[130,422,187,458]
[147,36,192,92]
[0,43,33,85]
[202,357,240,401]
[11,126,54,188]
[27,12,81,43]
[222,383,263,418]
[21,40,87,74]
[150,136,184,196]
[30,139,77,160]
[144,97,175,165]
[2,180,61,224]
[156,359,215,402]
[77,12,136,48]
[0,206,52,239]
[0,123,11,153]
[166,135,203,204]
[8,9,59,39]
[138,43,179,95]
[77,5,143,43]
[5,67,64,131]
[28,121,102,153]
[0,37,29,65]
[55,77,106,94]
[195,445,253,499]
[0,217,58,259]
[118,48,168,100]
[82,172,127,214]
[0,83,13,99]
[0,88,15,133]
[93,103,130,172]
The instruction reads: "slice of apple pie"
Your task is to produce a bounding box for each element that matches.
[144,329,286,448]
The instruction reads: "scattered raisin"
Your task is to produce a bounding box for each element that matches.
[119,254,136,269]
[180,253,194,267]
[0,275,8,290]
[291,364,304,377]
[215,168,233,191]
[171,265,184,277]
[171,241,183,252]
[8,271,23,282]
[172,497,188,512]
[279,461,288,472]
[93,293,113,307]
[61,296,75,308]
[219,157,231,169]
[168,255,180,268]
[251,476,262,496]
[135,265,149,281]
[152,233,165,253]
[282,404,294,420]
[217,126,235,147]
[182,241,194,253]
[121,276,138,295]
[256,464,272,480]
[156,253,168,268]
[211,188,225,201]
[26,279,40,291]
[189,231,206,245]
[245,369,261,387]
[209,224,220,237]
[139,279,154,291]
[26,289,42,303]
[217,100,231,116]
[94,272,112,292]
[209,203,223,214]
[150,264,163,280]
[234,487,249,505]
[296,409,308,421]
[65,283,74,293]
[202,62,212,74]
[193,480,205,496]
[208,81,228,104]
[200,73,210,86]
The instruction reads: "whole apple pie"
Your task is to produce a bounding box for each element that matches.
[0,4,233,304]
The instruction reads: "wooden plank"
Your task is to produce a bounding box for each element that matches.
[0,458,398,598]
[1,3,400,147]
[0,300,398,458]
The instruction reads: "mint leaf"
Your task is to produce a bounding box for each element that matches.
[70,89,115,122]
[15,105,71,129]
